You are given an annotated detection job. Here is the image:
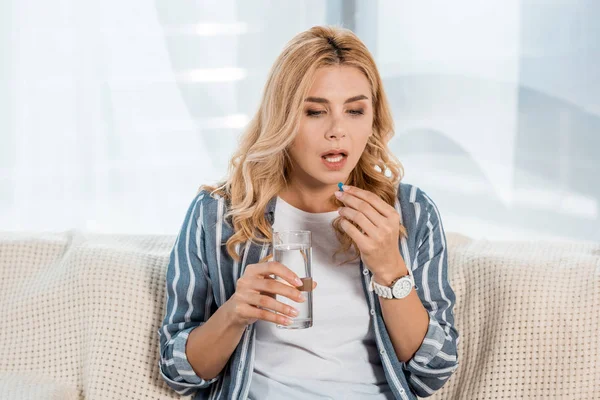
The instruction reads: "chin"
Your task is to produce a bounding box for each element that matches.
[318,172,350,184]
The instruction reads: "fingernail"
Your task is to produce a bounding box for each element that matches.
[334,191,342,198]
[290,308,299,317]
[294,277,302,286]
[285,318,294,325]
[342,185,349,191]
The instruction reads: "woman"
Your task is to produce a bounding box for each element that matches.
[158,26,459,400]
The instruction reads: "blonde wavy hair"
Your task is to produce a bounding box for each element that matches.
[200,25,406,265]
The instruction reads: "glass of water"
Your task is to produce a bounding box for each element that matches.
[272,230,313,329]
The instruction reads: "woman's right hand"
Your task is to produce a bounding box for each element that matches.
[225,261,317,327]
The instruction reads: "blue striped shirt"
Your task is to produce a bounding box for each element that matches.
[158,182,460,399]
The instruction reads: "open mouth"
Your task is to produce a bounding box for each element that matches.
[322,154,347,162]
[321,153,348,170]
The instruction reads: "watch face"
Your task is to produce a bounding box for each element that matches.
[392,278,412,298]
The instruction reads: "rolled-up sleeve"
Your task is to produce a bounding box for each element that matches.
[158,191,219,395]
[403,190,460,397]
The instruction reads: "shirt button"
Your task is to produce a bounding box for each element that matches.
[399,388,406,394]
[362,269,369,275]
[380,349,386,355]
[370,309,375,316]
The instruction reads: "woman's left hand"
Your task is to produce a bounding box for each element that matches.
[335,185,407,283]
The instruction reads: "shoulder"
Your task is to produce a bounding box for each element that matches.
[396,181,443,235]
[186,189,212,215]
[194,188,234,231]
[396,182,440,215]
[195,188,225,211]
[176,189,217,232]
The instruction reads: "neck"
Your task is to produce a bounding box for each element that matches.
[278,182,340,213]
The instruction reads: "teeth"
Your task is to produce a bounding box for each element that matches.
[324,155,343,162]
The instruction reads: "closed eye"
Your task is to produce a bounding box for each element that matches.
[348,109,364,116]
[306,109,325,117]
[306,109,364,117]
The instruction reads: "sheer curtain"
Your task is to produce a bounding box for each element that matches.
[1,0,598,241]
[368,0,600,241]
[0,0,329,234]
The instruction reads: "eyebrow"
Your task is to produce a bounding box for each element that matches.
[304,95,369,104]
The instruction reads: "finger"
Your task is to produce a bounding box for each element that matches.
[263,275,276,299]
[336,191,387,228]
[245,262,303,288]
[312,281,318,289]
[340,218,369,249]
[338,206,378,238]
[339,185,396,218]
[263,261,304,288]
[240,303,294,326]
[246,292,299,318]
[254,276,305,303]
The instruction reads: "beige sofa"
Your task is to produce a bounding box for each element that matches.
[0,231,598,399]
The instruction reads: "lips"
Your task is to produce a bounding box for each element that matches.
[321,154,348,170]
[320,149,348,158]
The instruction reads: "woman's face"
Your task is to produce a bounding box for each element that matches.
[286,65,374,189]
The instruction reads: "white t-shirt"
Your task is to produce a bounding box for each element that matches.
[249,196,393,400]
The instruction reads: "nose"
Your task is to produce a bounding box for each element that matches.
[325,116,346,140]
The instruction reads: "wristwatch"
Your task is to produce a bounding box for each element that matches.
[370,273,415,299]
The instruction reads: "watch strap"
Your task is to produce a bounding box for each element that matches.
[369,275,394,299]
[369,273,414,299]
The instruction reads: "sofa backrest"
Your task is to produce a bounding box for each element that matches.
[0,231,598,399]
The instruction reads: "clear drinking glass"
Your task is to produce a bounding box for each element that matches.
[272,230,313,329]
